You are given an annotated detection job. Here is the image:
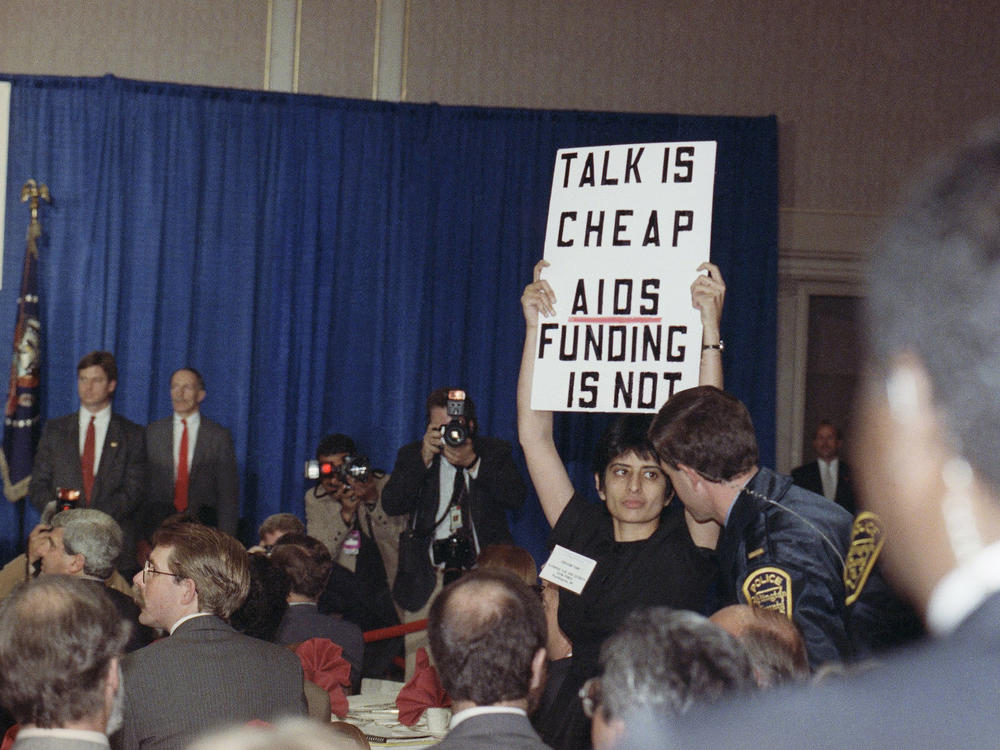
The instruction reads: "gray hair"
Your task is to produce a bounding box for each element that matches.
[599,608,754,720]
[52,509,123,580]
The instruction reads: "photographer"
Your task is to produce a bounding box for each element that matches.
[382,388,526,673]
[304,433,406,678]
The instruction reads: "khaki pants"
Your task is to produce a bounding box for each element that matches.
[401,569,445,679]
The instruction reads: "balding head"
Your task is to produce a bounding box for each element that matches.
[428,569,546,706]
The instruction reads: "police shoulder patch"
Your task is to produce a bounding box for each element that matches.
[844,510,885,605]
[741,566,793,618]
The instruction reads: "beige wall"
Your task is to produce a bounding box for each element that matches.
[2,0,997,464]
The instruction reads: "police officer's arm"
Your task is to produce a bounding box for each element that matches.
[693,261,725,389]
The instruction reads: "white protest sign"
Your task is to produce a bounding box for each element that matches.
[531,141,717,412]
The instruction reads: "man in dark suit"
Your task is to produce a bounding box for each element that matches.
[120,523,306,750]
[429,569,550,750]
[143,367,239,537]
[790,421,856,514]
[382,387,526,674]
[631,121,1000,750]
[0,575,131,750]
[269,534,365,691]
[29,351,145,574]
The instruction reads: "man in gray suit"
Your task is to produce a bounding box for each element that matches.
[119,523,305,750]
[143,368,239,537]
[29,351,146,574]
[428,569,551,750]
[627,122,1000,750]
[0,576,131,750]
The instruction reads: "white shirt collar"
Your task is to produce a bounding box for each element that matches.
[449,705,526,729]
[169,611,213,635]
[16,728,109,745]
[925,538,1000,636]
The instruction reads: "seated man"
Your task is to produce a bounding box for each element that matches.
[428,568,549,750]
[709,604,810,688]
[0,576,132,750]
[38,508,152,651]
[589,608,754,750]
[120,523,306,750]
[269,534,365,692]
[255,513,305,551]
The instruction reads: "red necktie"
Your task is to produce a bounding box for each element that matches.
[81,415,96,505]
[174,418,189,513]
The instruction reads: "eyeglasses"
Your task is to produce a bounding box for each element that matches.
[578,677,602,719]
[142,560,184,583]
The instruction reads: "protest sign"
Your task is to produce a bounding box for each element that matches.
[531,141,717,412]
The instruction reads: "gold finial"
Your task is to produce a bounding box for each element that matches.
[20,180,50,254]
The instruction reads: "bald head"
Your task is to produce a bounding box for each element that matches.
[710,605,809,687]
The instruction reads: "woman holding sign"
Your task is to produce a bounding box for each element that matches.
[518,259,725,750]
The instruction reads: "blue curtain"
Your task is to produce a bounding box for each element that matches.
[0,75,777,566]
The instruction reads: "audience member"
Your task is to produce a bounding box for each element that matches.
[476,543,538,586]
[531,581,573,748]
[383,387,526,673]
[29,351,145,575]
[647,117,1000,750]
[144,367,240,542]
[0,503,133,602]
[187,718,363,750]
[255,513,305,551]
[119,523,305,750]
[649,385,917,666]
[709,604,810,687]
[590,607,753,750]
[0,576,131,748]
[428,569,549,750]
[791,421,856,514]
[269,534,365,692]
[229,552,290,642]
[517,259,725,750]
[38,508,151,651]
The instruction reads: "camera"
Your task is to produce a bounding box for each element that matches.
[304,454,375,484]
[440,389,470,447]
[432,532,477,585]
[55,487,81,514]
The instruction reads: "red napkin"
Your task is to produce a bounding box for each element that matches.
[1,725,18,750]
[396,647,451,726]
[295,638,351,718]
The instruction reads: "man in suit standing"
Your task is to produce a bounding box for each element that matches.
[428,568,550,750]
[29,351,145,575]
[0,575,131,750]
[120,523,305,750]
[144,368,239,537]
[791,421,856,515]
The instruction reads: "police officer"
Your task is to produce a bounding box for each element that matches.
[649,385,920,667]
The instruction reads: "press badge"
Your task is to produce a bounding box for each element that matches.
[540,545,597,594]
[449,505,463,533]
[342,529,361,555]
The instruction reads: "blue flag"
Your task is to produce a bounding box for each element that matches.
[2,209,42,504]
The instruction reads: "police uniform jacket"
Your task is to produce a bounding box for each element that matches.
[716,466,859,667]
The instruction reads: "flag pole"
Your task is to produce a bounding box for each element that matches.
[1,179,48,504]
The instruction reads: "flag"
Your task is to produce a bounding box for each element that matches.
[1,205,42,503]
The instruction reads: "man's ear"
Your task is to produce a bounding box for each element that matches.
[529,647,548,692]
[178,577,198,607]
[593,473,605,501]
[67,552,86,576]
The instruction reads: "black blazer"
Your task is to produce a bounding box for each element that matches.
[29,411,145,568]
[790,459,856,515]
[381,436,526,549]
[144,415,240,535]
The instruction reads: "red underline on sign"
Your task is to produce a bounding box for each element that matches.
[567,317,663,324]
